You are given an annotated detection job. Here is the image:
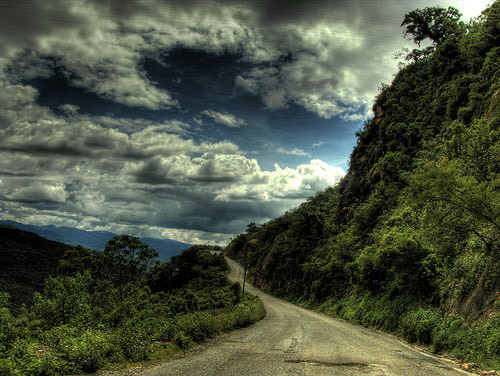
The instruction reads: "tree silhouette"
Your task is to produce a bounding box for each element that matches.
[401,6,463,47]
[104,235,158,302]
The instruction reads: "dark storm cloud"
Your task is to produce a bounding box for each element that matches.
[133,158,181,185]
[244,0,385,25]
[97,0,386,26]
[0,0,86,54]
[0,109,239,161]
[1,0,399,117]
[143,185,288,234]
[8,185,66,203]
[0,2,178,110]
[4,50,56,81]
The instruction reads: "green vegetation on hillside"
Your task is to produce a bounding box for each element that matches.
[0,238,265,375]
[226,2,500,368]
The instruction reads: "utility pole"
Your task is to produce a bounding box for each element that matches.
[242,264,248,295]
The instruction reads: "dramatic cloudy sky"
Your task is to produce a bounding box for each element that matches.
[0,0,491,244]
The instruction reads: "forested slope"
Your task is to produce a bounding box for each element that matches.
[226,3,500,367]
[0,227,72,310]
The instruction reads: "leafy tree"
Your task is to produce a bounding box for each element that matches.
[246,222,258,234]
[401,6,464,47]
[148,261,177,292]
[104,235,159,302]
[169,246,228,288]
[32,272,93,327]
[58,245,108,279]
[58,246,117,309]
[410,159,500,254]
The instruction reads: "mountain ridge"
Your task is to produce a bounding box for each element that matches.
[0,220,190,260]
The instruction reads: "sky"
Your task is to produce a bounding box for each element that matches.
[0,0,492,245]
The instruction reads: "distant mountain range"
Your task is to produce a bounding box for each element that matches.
[0,220,190,260]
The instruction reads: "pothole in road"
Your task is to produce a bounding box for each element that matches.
[285,359,368,368]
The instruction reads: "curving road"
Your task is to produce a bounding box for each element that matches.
[139,257,470,376]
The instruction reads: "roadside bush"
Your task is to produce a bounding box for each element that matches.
[431,316,464,352]
[6,339,63,376]
[172,331,192,350]
[176,312,217,342]
[155,318,176,342]
[231,282,242,303]
[400,307,441,344]
[0,358,16,376]
[113,329,152,362]
[60,329,113,373]
[487,322,500,357]
[319,293,500,366]
[41,325,80,352]
[0,293,17,356]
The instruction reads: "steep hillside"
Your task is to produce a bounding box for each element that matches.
[226,3,500,366]
[0,227,72,309]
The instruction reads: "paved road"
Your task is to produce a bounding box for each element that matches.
[139,258,470,376]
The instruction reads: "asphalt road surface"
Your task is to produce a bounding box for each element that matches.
[139,257,470,376]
